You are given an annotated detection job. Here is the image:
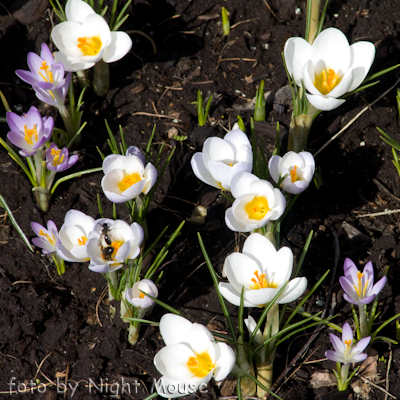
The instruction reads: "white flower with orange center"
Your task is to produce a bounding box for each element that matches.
[125,279,158,309]
[57,210,96,262]
[154,314,235,398]
[225,172,286,232]
[284,27,375,111]
[101,146,157,203]
[191,128,253,191]
[219,233,307,307]
[51,0,132,72]
[269,151,315,194]
[87,218,144,273]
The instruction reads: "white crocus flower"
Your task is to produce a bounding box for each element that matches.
[87,218,144,273]
[219,233,307,308]
[225,172,285,232]
[51,0,132,72]
[284,27,375,111]
[191,128,252,191]
[57,210,96,262]
[269,151,315,194]
[154,314,236,398]
[101,146,157,204]
[125,279,158,309]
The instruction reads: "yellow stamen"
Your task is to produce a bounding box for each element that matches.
[78,236,87,246]
[187,352,215,378]
[38,229,55,245]
[353,271,368,298]
[50,148,65,166]
[314,68,342,95]
[245,196,270,220]
[77,36,102,56]
[344,339,352,351]
[24,124,38,145]
[118,173,142,192]
[139,292,145,299]
[250,270,278,290]
[38,61,53,83]
[290,166,299,183]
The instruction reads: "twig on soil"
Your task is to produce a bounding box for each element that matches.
[131,111,181,121]
[357,375,396,399]
[230,18,260,30]
[216,39,238,70]
[33,352,52,381]
[96,285,108,328]
[357,209,400,218]
[314,76,400,157]
[385,345,393,400]
[151,101,159,116]
[188,80,214,84]
[12,280,33,285]
[299,357,328,365]
[217,58,258,68]
[277,346,320,394]
[262,0,277,18]
[373,178,400,203]
[164,195,200,207]
[125,30,157,54]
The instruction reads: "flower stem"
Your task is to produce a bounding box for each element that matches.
[337,363,350,391]
[93,60,110,97]
[288,114,313,152]
[256,362,274,397]
[52,253,65,275]
[358,304,369,338]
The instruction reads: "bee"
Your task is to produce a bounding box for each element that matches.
[99,223,116,261]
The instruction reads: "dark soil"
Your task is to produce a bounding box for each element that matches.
[1,0,400,399]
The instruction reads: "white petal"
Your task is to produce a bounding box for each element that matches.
[230,171,259,198]
[244,315,263,344]
[203,137,234,164]
[284,37,312,86]
[52,22,87,58]
[66,0,95,23]
[218,282,254,307]
[103,31,132,63]
[277,277,307,304]
[348,41,376,92]
[213,342,236,381]
[191,153,221,189]
[244,287,278,306]
[154,344,196,380]
[187,324,215,357]
[311,28,350,73]
[306,93,346,111]
[82,14,111,46]
[143,163,157,194]
[225,252,261,292]
[225,207,251,232]
[160,314,193,346]
[268,155,281,183]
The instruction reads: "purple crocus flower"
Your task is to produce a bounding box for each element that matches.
[325,322,370,365]
[31,220,59,255]
[339,258,387,305]
[16,43,71,108]
[7,106,54,157]
[46,142,78,172]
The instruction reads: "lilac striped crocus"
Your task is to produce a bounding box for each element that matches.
[31,220,59,254]
[339,258,386,305]
[16,43,71,108]
[46,143,78,172]
[325,323,370,365]
[7,106,53,157]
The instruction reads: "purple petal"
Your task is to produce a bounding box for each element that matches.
[40,43,55,66]
[363,261,374,280]
[35,81,55,91]
[350,353,368,364]
[370,276,386,297]
[325,350,345,364]
[343,258,357,276]
[31,221,45,236]
[352,336,371,354]
[341,323,353,344]
[67,154,79,168]
[15,69,37,86]
[359,294,376,305]
[33,86,58,107]
[343,292,360,305]
[330,333,345,354]
[42,116,54,141]
[339,276,359,303]
[6,112,24,133]
[27,52,45,81]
